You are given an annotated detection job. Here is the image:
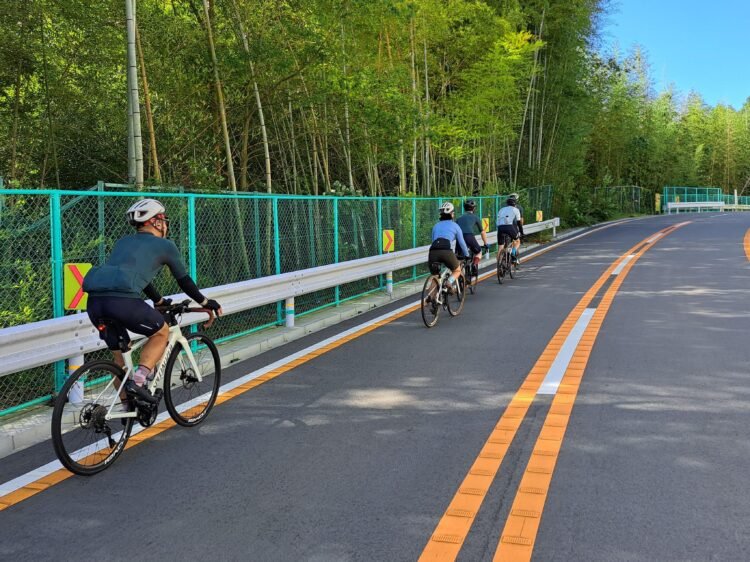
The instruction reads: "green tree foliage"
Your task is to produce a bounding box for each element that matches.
[0,0,748,207]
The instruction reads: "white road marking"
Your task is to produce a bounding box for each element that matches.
[537,308,596,395]
[612,254,636,275]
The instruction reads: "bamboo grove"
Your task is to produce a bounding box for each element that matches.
[1,0,749,213]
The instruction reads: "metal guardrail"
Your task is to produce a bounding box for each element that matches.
[0,218,559,379]
[666,201,725,213]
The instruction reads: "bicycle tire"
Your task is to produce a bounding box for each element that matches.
[421,275,441,328]
[164,332,221,427]
[51,360,134,476]
[463,261,476,294]
[447,274,466,316]
[508,252,515,279]
[497,252,506,283]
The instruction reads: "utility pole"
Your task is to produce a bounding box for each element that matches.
[126,0,144,187]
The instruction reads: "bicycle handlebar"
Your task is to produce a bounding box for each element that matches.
[156,299,218,330]
[186,307,217,329]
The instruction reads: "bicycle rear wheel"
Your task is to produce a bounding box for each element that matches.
[497,252,507,283]
[421,275,441,328]
[447,274,466,316]
[51,360,134,476]
[164,332,221,427]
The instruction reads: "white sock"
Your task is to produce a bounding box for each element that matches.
[133,365,152,386]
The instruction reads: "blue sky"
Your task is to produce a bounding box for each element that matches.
[601,0,750,109]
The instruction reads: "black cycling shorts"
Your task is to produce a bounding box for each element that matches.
[428,248,459,273]
[497,225,520,242]
[87,295,165,351]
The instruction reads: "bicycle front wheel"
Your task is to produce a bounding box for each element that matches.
[51,360,134,476]
[508,252,516,279]
[447,274,466,316]
[421,275,441,328]
[164,333,221,427]
[465,262,477,294]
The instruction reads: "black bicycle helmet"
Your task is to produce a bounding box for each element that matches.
[506,198,516,206]
[463,199,476,212]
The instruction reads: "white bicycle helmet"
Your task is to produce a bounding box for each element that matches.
[126,199,166,225]
[440,202,455,215]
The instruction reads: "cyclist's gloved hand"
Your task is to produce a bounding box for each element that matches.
[482,245,489,252]
[157,297,172,307]
[203,299,223,315]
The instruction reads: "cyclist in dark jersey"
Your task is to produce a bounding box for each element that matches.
[455,200,488,272]
[83,199,222,403]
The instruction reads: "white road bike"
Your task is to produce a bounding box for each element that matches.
[51,300,220,475]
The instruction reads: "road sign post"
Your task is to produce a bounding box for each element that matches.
[383,229,394,296]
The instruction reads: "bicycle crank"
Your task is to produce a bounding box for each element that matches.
[135,389,163,428]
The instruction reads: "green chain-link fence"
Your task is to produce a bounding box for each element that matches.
[0,186,554,415]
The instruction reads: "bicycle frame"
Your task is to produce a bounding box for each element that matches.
[96,324,204,422]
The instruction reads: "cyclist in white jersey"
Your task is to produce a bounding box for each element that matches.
[496,197,524,264]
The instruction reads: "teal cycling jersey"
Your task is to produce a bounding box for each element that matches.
[456,213,483,235]
[83,232,187,299]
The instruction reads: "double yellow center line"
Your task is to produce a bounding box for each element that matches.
[420,222,689,562]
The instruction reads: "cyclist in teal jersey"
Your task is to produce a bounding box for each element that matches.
[83,199,222,403]
[455,199,488,272]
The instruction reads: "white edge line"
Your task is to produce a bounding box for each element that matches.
[0,219,633,499]
[537,308,596,395]
[0,300,421,498]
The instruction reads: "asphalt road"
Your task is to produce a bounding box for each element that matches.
[2,213,749,561]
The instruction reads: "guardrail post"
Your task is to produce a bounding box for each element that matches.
[386,271,393,296]
[50,192,66,391]
[553,222,557,237]
[333,198,340,305]
[285,297,295,328]
[67,354,85,402]
[273,197,282,324]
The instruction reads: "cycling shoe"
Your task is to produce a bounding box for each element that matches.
[124,380,159,405]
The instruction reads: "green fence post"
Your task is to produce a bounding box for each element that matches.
[187,195,197,280]
[412,198,417,280]
[50,193,66,391]
[377,198,383,289]
[334,198,340,304]
[187,195,198,335]
[308,201,316,267]
[253,198,261,277]
[273,197,282,324]
[97,181,105,265]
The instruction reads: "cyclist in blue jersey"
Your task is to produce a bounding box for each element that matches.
[83,199,222,404]
[428,202,470,292]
